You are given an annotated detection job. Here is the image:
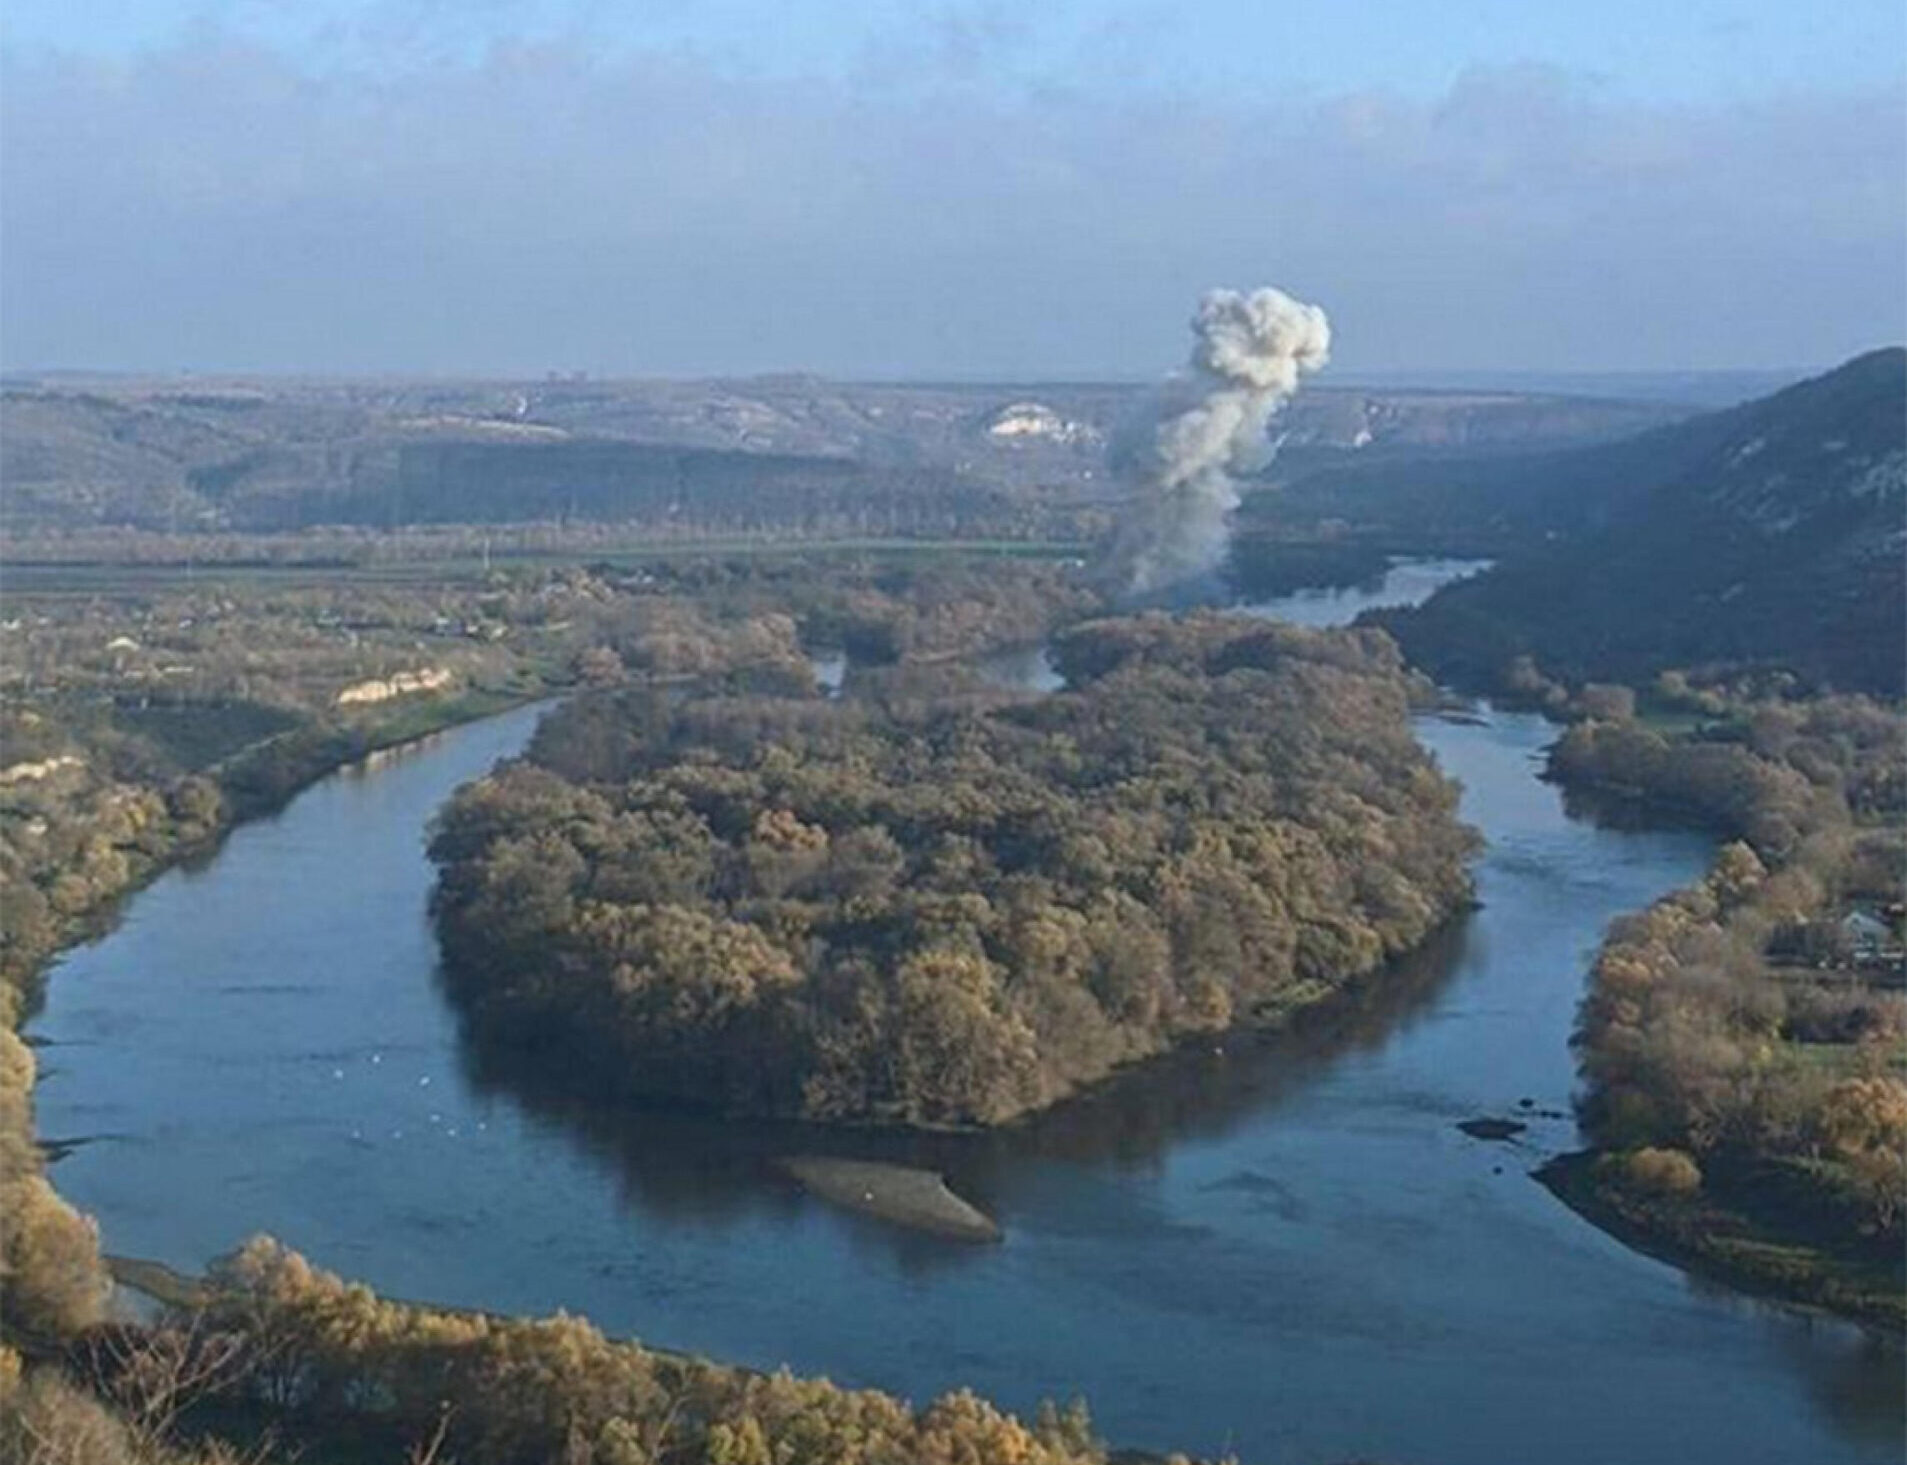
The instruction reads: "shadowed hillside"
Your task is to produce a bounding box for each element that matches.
[1373,349,1906,695]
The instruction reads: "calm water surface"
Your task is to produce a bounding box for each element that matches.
[1237,557,1494,628]
[32,562,1903,1465]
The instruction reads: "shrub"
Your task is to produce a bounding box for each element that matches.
[1622,1146,1704,1197]
[0,1176,108,1341]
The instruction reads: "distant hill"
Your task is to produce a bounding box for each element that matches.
[1248,368,1863,555]
[0,374,1683,537]
[0,389,1023,537]
[1375,349,1906,696]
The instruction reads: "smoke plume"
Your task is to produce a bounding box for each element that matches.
[1119,286,1331,596]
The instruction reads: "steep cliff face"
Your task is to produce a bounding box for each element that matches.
[1380,349,1907,695]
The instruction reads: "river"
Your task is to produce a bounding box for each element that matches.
[29,559,1903,1465]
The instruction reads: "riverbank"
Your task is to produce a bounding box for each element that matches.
[89,1236,1167,1465]
[1,684,564,1390]
[213,678,554,821]
[105,1249,1200,1465]
[9,677,556,1016]
[1537,1152,1906,1334]
[1456,680,1907,1335]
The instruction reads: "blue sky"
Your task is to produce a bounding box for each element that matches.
[9,1,1904,100]
[3,1,1902,375]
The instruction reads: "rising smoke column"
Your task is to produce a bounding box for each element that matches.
[1123,286,1331,595]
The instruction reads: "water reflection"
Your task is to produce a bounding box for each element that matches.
[1775,1321,1907,1447]
[349,729,454,777]
[445,919,1475,1261]
[1237,556,1493,628]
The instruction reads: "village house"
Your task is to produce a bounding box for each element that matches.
[1840,908,1903,965]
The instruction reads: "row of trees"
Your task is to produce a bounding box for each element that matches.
[430,614,1478,1127]
[1548,691,1904,855]
[2,1234,1175,1465]
[609,556,1098,668]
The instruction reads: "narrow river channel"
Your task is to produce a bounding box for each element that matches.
[30,560,1903,1465]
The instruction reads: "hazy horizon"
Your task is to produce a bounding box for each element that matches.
[0,361,1826,403]
[3,1,1902,378]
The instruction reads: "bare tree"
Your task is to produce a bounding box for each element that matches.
[76,1311,273,1458]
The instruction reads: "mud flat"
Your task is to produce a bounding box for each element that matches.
[778,1156,1002,1242]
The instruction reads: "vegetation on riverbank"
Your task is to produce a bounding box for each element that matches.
[0,566,594,1461]
[1537,1149,1904,1331]
[430,614,1477,1127]
[6,1235,1179,1465]
[1542,686,1906,1328]
[1294,353,1907,1330]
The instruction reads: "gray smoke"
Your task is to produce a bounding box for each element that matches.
[1121,286,1331,596]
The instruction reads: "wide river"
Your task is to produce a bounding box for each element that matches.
[31,561,1903,1465]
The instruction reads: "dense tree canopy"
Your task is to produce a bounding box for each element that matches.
[431,615,1477,1127]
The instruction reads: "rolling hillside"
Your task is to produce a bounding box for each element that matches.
[1,375,1683,537]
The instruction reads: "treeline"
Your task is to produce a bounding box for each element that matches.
[0,732,226,994]
[363,439,1074,541]
[1547,692,1905,857]
[591,556,1097,676]
[0,891,129,1457]
[1547,688,1906,1323]
[0,1235,1207,1465]
[430,615,1477,1127]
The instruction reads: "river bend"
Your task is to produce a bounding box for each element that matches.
[31,561,1902,1465]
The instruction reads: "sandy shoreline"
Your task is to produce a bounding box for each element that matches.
[777,1155,1003,1242]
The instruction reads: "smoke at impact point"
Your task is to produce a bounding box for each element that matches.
[1121,286,1331,596]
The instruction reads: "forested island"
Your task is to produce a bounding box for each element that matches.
[429,615,1477,1127]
